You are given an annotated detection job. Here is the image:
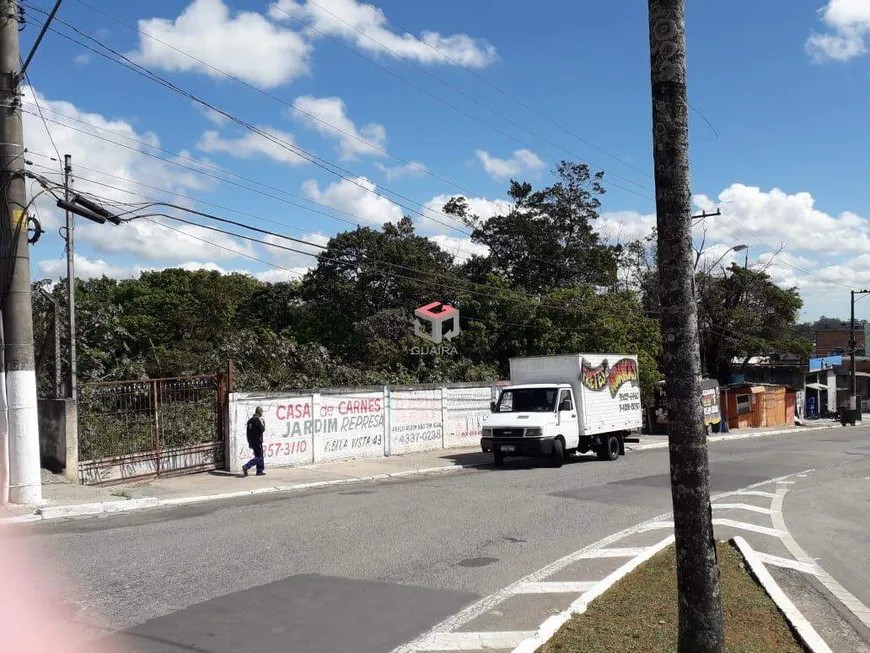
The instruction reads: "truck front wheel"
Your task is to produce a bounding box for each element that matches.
[597,434,620,462]
[550,438,565,468]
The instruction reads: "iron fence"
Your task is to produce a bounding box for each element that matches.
[78,375,224,483]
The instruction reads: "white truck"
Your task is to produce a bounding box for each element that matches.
[480,354,643,467]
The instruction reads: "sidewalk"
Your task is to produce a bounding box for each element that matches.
[0,420,843,524]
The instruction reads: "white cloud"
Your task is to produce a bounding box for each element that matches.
[302,177,403,224]
[806,0,870,62]
[693,183,870,255]
[36,255,230,281]
[597,210,657,245]
[291,96,386,160]
[21,86,213,246]
[199,106,230,126]
[476,149,545,181]
[421,194,512,234]
[259,231,329,271]
[255,268,309,283]
[130,0,312,88]
[268,0,496,68]
[80,217,256,263]
[196,128,309,165]
[374,161,426,181]
[73,53,91,66]
[430,235,489,264]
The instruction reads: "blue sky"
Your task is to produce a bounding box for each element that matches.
[18,0,870,320]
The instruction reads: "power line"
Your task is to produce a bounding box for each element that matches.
[18,7,488,234]
[274,0,654,196]
[20,71,61,174]
[69,0,655,201]
[17,103,473,234]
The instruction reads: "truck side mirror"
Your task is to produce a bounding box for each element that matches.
[490,401,496,412]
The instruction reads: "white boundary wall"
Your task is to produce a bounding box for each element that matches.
[228,384,498,472]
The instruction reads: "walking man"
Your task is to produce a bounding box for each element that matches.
[242,407,266,476]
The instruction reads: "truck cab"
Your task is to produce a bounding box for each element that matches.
[481,384,579,466]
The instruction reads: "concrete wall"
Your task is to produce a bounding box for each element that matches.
[37,398,78,480]
[228,384,496,472]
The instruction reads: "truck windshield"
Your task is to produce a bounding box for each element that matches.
[496,388,558,413]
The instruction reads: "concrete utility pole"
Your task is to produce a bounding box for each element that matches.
[64,154,76,400]
[647,1,724,652]
[0,0,42,504]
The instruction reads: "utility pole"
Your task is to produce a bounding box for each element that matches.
[648,2,724,652]
[64,154,76,400]
[0,0,42,504]
[849,289,870,413]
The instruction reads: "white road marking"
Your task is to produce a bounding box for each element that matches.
[578,547,650,559]
[513,581,598,594]
[413,631,535,651]
[778,480,796,485]
[712,503,775,515]
[712,518,787,537]
[391,468,814,653]
[772,488,870,631]
[733,537,832,653]
[754,551,822,576]
[511,536,675,653]
[733,490,779,499]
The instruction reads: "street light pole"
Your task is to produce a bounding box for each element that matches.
[849,289,870,412]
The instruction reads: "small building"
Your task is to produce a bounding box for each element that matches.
[720,383,796,430]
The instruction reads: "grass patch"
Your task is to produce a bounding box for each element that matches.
[542,541,804,653]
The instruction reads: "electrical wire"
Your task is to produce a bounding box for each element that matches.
[69,0,655,200]
[350,0,656,180]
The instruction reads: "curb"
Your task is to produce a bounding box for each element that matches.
[0,423,845,526]
[732,536,832,653]
[0,461,490,525]
[511,535,675,653]
[629,423,842,452]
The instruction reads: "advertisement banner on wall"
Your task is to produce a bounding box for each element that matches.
[231,395,315,471]
[390,389,443,456]
[314,392,385,463]
[444,387,492,449]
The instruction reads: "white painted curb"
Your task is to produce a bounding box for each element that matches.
[0,461,490,525]
[511,536,675,653]
[732,536,832,653]
[630,423,842,452]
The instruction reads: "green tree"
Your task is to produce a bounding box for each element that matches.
[697,264,806,378]
[444,161,620,294]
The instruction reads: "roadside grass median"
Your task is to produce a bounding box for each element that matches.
[542,541,804,653]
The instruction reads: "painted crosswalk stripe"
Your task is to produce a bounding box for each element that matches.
[754,551,822,576]
[513,581,598,594]
[578,547,650,559]
[712,503,775,515]
[733,490,779,499]
[412,631,536,650]
[712,518,787,537]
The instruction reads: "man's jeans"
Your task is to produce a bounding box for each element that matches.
[243,443,265,474]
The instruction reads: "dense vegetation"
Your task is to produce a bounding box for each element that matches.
[31,161,812,405]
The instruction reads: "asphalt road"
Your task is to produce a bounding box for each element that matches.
[11,425,870,653]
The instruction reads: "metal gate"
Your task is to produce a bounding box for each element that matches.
[78,374,225,485]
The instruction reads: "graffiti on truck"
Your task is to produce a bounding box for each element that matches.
[580,357,639,398]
